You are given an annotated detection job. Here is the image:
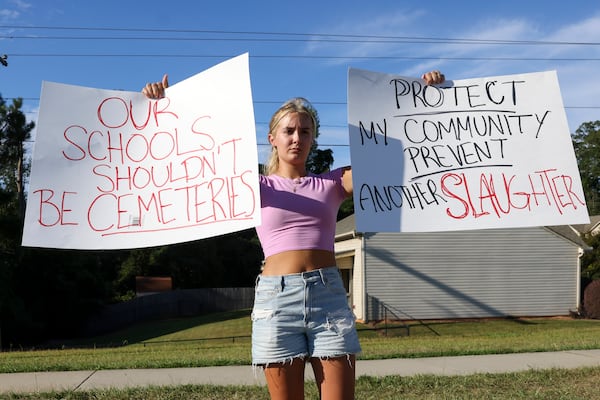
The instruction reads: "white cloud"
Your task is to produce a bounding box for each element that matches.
[0,0,31,22]
[0,9,19,20]
[303,8,426,63]
[548,14,600,42]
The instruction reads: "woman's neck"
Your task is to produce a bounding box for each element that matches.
[275,165,307,179]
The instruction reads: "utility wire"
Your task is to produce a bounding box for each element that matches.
[10,98,600,111]
[4,26,599,61]
[1,25,599,46]
[7,53,600,61]
[3,34,600,47]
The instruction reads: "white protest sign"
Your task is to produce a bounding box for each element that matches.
[23,53,260,249]
[348,68,589,232]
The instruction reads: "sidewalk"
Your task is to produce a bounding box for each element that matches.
[2,350,600,394]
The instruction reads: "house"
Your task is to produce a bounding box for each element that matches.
[135,276,173,297]
[572,215,600,236]
[334,214,591,322]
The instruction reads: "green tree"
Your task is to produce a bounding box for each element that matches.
[572,120,600,215]
[0,97,122,345]
[114,230,264,297]
[0,96,34,346]
[580,233,600,280]
[0,97,34,221]
[572,121,600,283]
[306,147,334,174]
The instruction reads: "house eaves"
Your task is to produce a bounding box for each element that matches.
[571,215,600,236]
[545,225,592,251]
[335,214,360,241]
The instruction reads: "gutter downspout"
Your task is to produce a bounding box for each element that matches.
[360,232,367,323]
[577,247,584,312]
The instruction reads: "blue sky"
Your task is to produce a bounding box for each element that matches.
[2,0,600,169]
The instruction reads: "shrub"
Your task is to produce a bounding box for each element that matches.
[583,280,600,319]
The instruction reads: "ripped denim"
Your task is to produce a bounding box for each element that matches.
[251,267,361,367]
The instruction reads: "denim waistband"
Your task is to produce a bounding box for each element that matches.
[256,266,339,287]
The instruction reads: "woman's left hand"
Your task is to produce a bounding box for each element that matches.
[422,70,445,85]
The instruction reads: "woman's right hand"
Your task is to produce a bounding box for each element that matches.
[142,74,169,99]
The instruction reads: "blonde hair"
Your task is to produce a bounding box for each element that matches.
[263,97,320,175]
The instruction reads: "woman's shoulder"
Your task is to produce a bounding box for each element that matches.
[317,166,349,175]
[315,166,350,179]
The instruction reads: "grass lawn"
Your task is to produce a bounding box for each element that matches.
[1,311,599,399]
[3,367,600,399]
[2,310,599,373]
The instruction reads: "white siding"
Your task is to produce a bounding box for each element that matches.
[364,227,580,321]
[335,237,365,320]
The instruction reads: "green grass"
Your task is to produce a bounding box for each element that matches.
[1,311,599,374]
[1,311,600,399]
[2,368,600,399]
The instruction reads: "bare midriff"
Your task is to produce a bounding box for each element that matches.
[261,249,337,276]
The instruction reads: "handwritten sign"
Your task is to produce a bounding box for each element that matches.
[22,54,260,249]
[348,68,589,232]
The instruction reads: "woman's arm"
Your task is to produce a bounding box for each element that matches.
[341,166,353,196]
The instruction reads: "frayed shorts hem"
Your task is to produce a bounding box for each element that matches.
[252,354,307,369]
[252,352,359,369]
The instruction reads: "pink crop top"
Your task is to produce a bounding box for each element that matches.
[255,167,349,258]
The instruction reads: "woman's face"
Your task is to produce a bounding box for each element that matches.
[269,112,314,168]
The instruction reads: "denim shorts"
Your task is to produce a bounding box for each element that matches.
[251,266,361,366]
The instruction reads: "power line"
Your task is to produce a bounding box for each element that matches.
[7,53,600,62]
[3,26,599,67]
[4,34,600,47]
[8,98,600,111]
[1,25,599,46]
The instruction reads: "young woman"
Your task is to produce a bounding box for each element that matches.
[143,69,444,400]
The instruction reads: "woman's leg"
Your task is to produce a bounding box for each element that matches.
[310,355,356,400]
[264,358,306,400]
